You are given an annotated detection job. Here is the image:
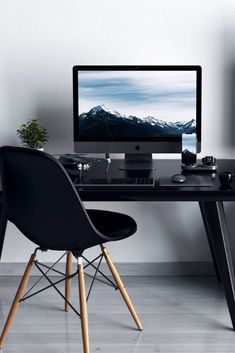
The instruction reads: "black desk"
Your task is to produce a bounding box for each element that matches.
[1,158,235,330]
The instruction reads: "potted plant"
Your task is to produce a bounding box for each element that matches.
[17,119,48,150]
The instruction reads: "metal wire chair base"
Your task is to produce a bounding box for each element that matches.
[19,248,118,318]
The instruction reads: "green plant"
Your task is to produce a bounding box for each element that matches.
[17,119,48,149]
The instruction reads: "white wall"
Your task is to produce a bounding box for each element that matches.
[1,0,235,262]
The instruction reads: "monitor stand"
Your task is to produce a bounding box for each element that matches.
[119,154,156,171]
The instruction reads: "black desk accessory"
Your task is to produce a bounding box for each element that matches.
[58,154,94,180]
[75,177,155,189]
[160,175,213,187]
[59,154,92,171]
[202,156,216,166]
[171,174,186,183]
[181,156,218,173]
[58,153,112,178]
[219,172,235,187]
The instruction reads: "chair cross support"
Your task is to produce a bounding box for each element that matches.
[21,250,68,301]
[20,268,77,303]
[34,261,81,317]
[82,254,118,290]
[16,247,121,321]
[20,250,117,307]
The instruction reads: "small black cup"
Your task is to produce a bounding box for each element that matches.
[219,172,235,186]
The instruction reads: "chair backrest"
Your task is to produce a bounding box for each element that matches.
[0,146,103,251]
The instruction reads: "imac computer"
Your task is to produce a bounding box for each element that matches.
[73,65,201,169]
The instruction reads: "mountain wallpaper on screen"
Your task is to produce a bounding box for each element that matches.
[182,149,197,165]
[78,105,196,139]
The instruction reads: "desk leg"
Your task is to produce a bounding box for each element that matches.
[200,201,235,330]
[199,202,221,282]
[0,202,7,260]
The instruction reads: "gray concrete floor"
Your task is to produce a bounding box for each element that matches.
[0,276,235,352]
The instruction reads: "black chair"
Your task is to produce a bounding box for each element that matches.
[0,146,143,353]
[0,191,7,258]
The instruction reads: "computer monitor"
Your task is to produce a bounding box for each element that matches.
[73,65,201,166]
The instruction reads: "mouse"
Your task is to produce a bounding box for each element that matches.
[171,174,186,183]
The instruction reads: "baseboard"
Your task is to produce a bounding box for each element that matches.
[0,262,218,277]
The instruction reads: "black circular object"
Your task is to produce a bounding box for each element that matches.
[219,172,234,186]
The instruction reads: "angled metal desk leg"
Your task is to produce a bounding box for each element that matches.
[200,201,235,330]
[0,202,7,260]
[199,202,221,282]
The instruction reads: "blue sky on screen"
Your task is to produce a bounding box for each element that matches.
[78,70,196,123]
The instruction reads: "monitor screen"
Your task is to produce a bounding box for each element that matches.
[73,66,201,154]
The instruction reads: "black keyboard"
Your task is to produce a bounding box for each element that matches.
[75,177,155,188]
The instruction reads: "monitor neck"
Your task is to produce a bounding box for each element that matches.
[124,153,152,163]
[119,153,155,171]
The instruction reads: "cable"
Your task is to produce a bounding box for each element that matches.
[105,153,111,175]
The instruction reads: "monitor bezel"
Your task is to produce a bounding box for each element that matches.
[73,65,201,153]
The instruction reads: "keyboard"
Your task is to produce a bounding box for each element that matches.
[75,177,155,189]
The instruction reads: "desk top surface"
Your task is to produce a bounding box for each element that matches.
[68,159,235,202]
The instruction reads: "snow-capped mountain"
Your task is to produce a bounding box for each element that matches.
[89,105,124,118]
[79,105,196,139]
[141,116,196,131]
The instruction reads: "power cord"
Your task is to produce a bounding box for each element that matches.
[105,153,111,175]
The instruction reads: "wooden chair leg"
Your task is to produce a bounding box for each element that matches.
[65,251,73,312]
[0,252,36,348]
[78,257,90,353]
[101,245,143,331]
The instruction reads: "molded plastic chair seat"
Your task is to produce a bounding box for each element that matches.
[87,209,137,241]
